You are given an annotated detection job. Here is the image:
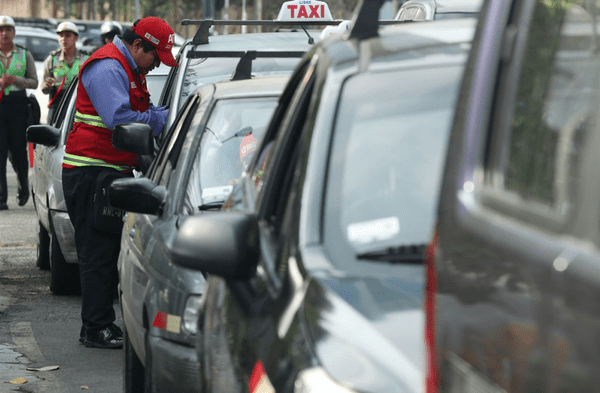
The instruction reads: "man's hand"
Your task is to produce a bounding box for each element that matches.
[43,77,56,89]
[0,73,16,88]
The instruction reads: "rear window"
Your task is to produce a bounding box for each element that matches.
[14,35,59,61]
[324,65,462,261]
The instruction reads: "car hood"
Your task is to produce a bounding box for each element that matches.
[302,268,424,392]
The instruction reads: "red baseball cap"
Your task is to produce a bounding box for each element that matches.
[132,17,177,67]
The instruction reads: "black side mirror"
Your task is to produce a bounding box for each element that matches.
[172,212,260,279]
[26,124,61,147]
[108,177,166,215]
[112,122,154,156]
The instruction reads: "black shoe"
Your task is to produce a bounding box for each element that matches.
[0,203,7,211]
[17,194,29,206]
[84,326,123,349]
[80,323,121,344]
[109,323,123,338]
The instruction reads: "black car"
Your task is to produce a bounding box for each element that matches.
[428,0,600,391]
[108,70,291,392]
[170,1,473,391]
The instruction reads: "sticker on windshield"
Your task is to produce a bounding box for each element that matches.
[347,217,400,244]
[202,185,233,203]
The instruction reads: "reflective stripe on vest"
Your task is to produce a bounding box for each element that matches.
[63,153,134,172]
[74,111,108,128]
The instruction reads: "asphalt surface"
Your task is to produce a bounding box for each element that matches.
[0,165,124,392]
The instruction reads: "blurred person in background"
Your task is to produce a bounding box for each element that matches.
[0,15,38,210]
[41,21,89,123]
[90,21,123,53]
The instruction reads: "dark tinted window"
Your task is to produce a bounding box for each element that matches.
[487,2,600,218]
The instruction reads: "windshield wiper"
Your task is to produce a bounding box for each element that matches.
[356,244,427,263]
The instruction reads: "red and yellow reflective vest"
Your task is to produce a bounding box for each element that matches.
[63,43,150,172]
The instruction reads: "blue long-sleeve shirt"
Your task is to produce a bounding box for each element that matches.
[81,36,167,136]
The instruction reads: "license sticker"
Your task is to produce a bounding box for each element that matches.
[347,217,400,244]
[202,185,233,203]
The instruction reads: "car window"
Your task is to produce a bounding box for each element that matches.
[150,96,199,186]
[484,2,600,226]
[181,96,278,214]
[250,60,314,199]
[324,65,461,258]
[13,36,59,62]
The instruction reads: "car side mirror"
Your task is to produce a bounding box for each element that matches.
[108,177,166,215]
[112,122,154,156]
[172,212,260,279]
[26,124,61,147]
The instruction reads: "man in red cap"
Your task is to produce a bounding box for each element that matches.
[62,17,176,349]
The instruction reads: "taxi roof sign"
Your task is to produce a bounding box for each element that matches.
[276,0,334,22]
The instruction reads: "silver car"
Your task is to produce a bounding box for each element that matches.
[27,64,170,295]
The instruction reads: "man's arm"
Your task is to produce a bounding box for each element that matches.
[82,59,168,135]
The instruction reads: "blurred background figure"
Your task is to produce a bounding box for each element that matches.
[95,21,123,51]
[0,15,38,210]
[41,21,89,123]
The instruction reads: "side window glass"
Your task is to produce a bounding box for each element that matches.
[54,78,78,129]
[250,61,314,197]
[150,96,198,186]
[181,97,278,215]
[489,2,600,219]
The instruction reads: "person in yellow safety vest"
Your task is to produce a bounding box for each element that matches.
[0,15,38,211]
[61,16,176,349]
[41,21,89,124]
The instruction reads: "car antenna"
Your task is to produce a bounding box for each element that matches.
[299,25,315,44]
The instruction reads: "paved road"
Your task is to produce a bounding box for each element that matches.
[0,166,123,393]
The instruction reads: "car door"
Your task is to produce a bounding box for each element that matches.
[31,78,77,230]
[119,96,201,355]
[434,0,600,391]
[202,57,318,392]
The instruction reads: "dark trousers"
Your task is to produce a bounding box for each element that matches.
[0,93,29,204]
[62,166,126,332]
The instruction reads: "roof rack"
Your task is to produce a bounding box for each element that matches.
[182,19,343,45]
[187,50,306,80]
[182,18,405,45]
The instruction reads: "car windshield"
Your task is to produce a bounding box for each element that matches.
[182,96,278,213]
[324,63,463,259]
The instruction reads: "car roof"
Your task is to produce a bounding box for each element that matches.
[319,17,474,72]
[380,16,477,44]
[184,30,318,51]
[210,75,290,100]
